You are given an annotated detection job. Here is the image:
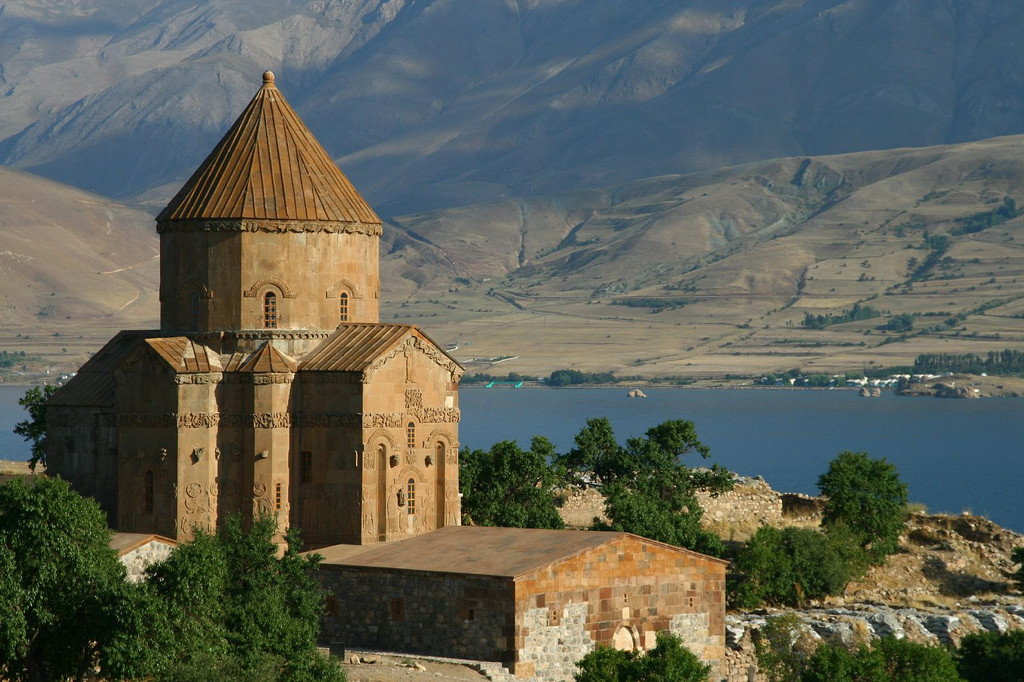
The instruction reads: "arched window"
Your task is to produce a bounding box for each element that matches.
[407,478,416,515]
[407,422,416,449]
[188,292,200,331]
[436,441,446,463]
[275,482,282,511]
[144,470,154,514]
[263,292,277,329]
[339,292,349,323]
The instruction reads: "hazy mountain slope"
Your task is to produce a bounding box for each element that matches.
[3,0,1024,214]
[0,167,158,368]
[381,136,1024,377]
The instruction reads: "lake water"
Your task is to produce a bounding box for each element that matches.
[1,385,1021,530]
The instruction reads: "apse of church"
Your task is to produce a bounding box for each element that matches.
[46,72,462,547]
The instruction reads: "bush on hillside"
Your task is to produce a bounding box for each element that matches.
[818,451,908,561]
[729,525,867,609]
[956,630,1024,682]
[574,631,710,682]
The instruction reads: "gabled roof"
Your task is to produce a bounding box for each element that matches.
[300,323,417,372]
[157,71,380,226]
[236,342,297,373]
[48,331,155,408]
[109,532,178,557]
[314,527,727,578]
[145,337,221,373]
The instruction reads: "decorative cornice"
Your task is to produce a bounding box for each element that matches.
[49,406,461,430]
[157,219,382,236]
[231,330,332,341]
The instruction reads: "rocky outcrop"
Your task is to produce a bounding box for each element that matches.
[723,602,1024,681]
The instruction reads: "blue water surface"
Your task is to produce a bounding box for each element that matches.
[459,387,1024,531]
[1,384,1020,530]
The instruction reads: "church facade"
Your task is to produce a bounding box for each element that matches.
[46,72,462,546]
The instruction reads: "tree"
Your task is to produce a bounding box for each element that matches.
[13,385,58,470]
[558,419,731,556]
[956,630,1024,682]
[1012,547,1024,591]
[0,477,128,682]
[460,437,564,529]
[874,637,961,682]
[800,644,887,682]
[817,451,908,560]
[753,614,819,682]
[133,514,343,682]
[574,631,710,682]
[799,639,961,682]
[729,525,867,608]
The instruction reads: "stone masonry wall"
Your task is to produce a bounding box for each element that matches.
[517,603,594,681]
[513,535,726,681]
[120,540,176,583]
[319,567,515,665]
[695,476,782,534]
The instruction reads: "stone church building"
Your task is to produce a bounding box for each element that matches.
[48,72,727,680]
[47,71,462,546]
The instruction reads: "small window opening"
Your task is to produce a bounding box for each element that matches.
[144,470,154,514]
[407,422,416,449]
[275,482,282,511]
[325,596,339,617]
[407,478,416,515]
[467,609,475,622]
[263,292,277,329]
[188,292,200,331]
[301,452,312,484]
[391,597,406,621]
[339,292,349,323]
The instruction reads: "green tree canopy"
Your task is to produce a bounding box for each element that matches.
[0,476,127,682]
[460,437,564,529]
[817,451,908,561]
[127,515,343,682]
[13,385,58,470]
[558,418,731,556]
[574,631,710,682]
[956,630,1024,682]
[730,525,867,609]
[0,476,341,682]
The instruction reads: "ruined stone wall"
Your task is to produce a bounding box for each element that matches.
[695,476,783,534]
[319,567,515,664]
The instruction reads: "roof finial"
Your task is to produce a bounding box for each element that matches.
[263,70,275,86]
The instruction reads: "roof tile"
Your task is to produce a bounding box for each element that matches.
[158,71,380,225]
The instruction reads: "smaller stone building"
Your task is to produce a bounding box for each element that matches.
[110,532,177,582]
[317,526,727,681]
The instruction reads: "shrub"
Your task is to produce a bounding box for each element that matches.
[957,630,1024,681]
[729,525,867,608]
[574,631,710,682]
[817,451,908,561]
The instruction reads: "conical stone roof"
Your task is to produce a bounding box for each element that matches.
[157,71,380,227]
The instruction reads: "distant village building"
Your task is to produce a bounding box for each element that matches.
[47,72,726,680]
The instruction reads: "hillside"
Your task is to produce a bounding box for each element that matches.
[3,0,1024,216]
[0,167,158,378]
[382,136,1024,378]
[3,134,1024,381]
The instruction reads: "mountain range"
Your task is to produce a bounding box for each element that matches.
[4,0,1024,217]
[2,135,1022,378]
